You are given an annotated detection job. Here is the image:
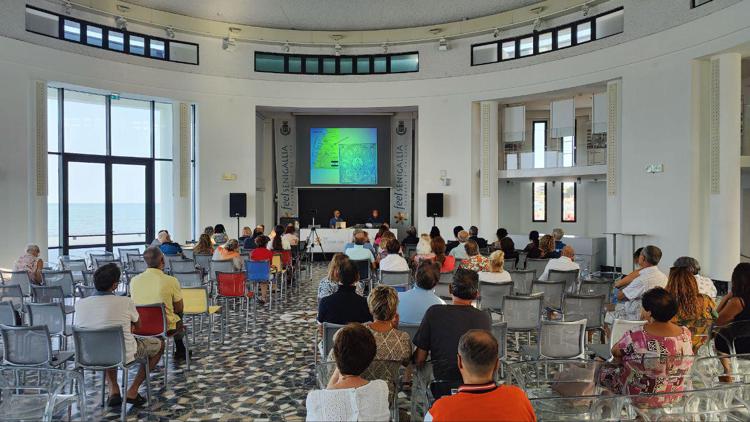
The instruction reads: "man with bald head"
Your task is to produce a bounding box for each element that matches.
[425,330,536,421]
[344,231,375,266]
[538,245,580,281]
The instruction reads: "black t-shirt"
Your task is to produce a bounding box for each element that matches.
[413,304,491,382]
[469,236,488,249]
[402,235,420,246]
[317,285,372,325]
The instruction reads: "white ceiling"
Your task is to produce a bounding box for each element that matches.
[122,0,542,31]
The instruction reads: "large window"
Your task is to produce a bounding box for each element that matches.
[532,182,547,222]
[533,121,547,169]
[47,86,187,260]
[255,51,419,75]
[561,182,577,222]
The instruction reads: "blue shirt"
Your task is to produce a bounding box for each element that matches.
[343,242,376,257]
[449,243,468,260]
[329,217,343,228]
[397,287,445,324]
[555,240,566,252]
[159,242,182,256]
[345,244,375,263]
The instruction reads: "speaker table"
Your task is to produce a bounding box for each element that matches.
[298,228,398,254]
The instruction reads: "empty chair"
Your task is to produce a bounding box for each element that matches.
[521,319,587,360]
[209,259,235,281]
[173,271,203,288]
[563,294,606,341]
[87,251,114,267]
[478,281,513,316]
[578,278,614,302]
[504,295,543,351]
[94,257,120,270]
[41,270,75,300]
[588,318,646,360]
[163,254,186,273]
[435,271,454,300]
[379,270,411,288]
[503,258,517,272]
[117,247,140,264]
[170,259,197,274]
[490,320,508,361]
[217,270,251,331]
[75,285,97,299]
[130,259,148,273]
[182,287,223,351]
[525,259,549,279]
[193,254,212,276]
[0,366,86,422]
[31,286,74,314]
[26,303,72,351]
[509,270,535,295]
[516,251,528,269]
[0,325,74,368]
[1,271,32,296]
[0,285,25,312]
[182,248,194,260]
[59,258,87,282]
[548,269,580,294]
[531,280,566,312]
[0,302,18,326]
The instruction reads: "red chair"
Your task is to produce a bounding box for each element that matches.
[216,272,250,332]
[133,303,190,391]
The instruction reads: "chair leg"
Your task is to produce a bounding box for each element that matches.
[244,297,250,332]
[164,337,170,391]
[100,370,106,408]
[208,312,213,353]
[120,366,128,422]
[185,331,191,372]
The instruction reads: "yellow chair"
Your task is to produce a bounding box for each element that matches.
[272,254,287,301]
[182,287,223,350]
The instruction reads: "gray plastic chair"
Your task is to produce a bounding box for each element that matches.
[435,271,454,300]
[531,280,566,312]
[163,254,184,273]
[87,252,114,268]
[26,303,72,351]
[59,258,87,282]
[525,259,550,279]
[315,322,345,363]
[400,322,420,344]
[509,270,535,295]
[563,294,606,340]
[30,286,73,314]
[41,270,75,299]
[588,318,646,360]
[2,271,32,296]
[117,247,141,264]
[182,248,194,260]
[478,281,513,315]
[503,258,517,272]
[73,326,153,422]
[0,285,25,312]
[0,302,18,326]
[0,325,73,368]
[0,366,86,422]
[209,260,235,281]
[379,270,411,288]
[578,279,614,302]
[193,254,212,276]
[521,319,588,360]
[548,269,580,294]
[130,259,148,273]
[75,285,97,299]
[81,271,95,286]
[173,271,203,288]
[170,259,197,274]
[504,295,543,351]
[490,320,508,361]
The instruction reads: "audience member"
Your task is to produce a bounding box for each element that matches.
[192,234,214,256]
[212,224,228,245]
[614,248,645,291]
[317,257,372,325]
[715,263,750,355]
[425,330,536,422]
[492,228,508,250]
[552,228,566,252]
[459,240,489,272]
[158,231,183,256]
[282,224,299,247]
[243,226,264,250]
[305,323,389,421]
[665,266,716,353]
[600,288,692,402]
[468,226,488,249]
[343,229,377,257]
[374,224,389,247]
[499,237,518,261]
[13,244,43,284]
[432,236,456,273]
[238,226,252,244]
[318,254,364,300]
[449,230,470,260]
[75,263,164,407]
[378,238,409,272]
[203,226,214,239]
[213,239,244,271]
[367,209,385,227]
[615,245,667,320]
[538,235,560,259]
[479,251,512,284]
[329,209,344,228]
[429,226,441,239]
[150,229,168,247]
[270,225,291,251]
[414,269,491,398]
[446,226,464,254]
[376,231,396,258]
[413,234,435,265]
[130,247,188,360]
[523,230,541,258]
[672,256,716,298]
[539,245,580,281]
[402,226,420,246]
[250,235,274,303]
[344,232,376,265]
[398,261,445,324]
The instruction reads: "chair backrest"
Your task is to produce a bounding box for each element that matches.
[130,259,148,273]
[532,280,566,310]
[271,254,283,270]
[210,260,235,280]
[41,270,75,297]
[26,303,66,336]
[182,248,194,260]
[548,269,580,293]
[503,258,517,272]
[0,302,17,326]
[193,254,212,272]
[72,326,126,367]
[379,270,411,287]
[609,319,647,348]
[404,244,417,260]
[117,248,141,263]
[525,259,550,278]
[435,271,454,300]
[563,295,605,329]
[59,258,87,273]
[182,287,209,314]
[93,256,119,269]
[216,271,247,297]
[3,271,32,296]
[351,259,371,281]
[322,322,345,358]
[169,259,196,274]
[400,323,420,344]
[31,286,65,304]
[245,260,271,282]
[578,279,614,302]
[75,285,97,299]
[133,304,167,337]
[490,321,508,360]
[81,270,95,286]
[0,285,24,309]
[478,281,513,313]
[509,270,536,295]
[173,270,203,288]
[504,295,542,330]
[0,325,53,366]
[537,319,587,359]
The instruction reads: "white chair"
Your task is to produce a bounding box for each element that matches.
[588,318,646,360]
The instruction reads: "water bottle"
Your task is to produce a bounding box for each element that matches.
[581,266,590,281]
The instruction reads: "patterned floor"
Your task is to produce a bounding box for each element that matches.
[85,263,328,421]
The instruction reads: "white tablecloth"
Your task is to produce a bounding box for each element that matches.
[299,228,397,253]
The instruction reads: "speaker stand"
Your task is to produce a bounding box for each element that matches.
[432,214,437,227]
[234,214,241,239]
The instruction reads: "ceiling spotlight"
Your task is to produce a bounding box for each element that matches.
[222,37,236,52]
[115,16,127,31]
[492,28,500,38]
[582,4,591,17]
[334,43,343,56]
[282,42,290,53]
[165,26,175,39]
[438,37,449,51]
[381,43,389,54]
[62,0,72,15]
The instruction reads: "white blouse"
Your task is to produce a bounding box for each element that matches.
[478,270,512,284]
[305,379,390,421]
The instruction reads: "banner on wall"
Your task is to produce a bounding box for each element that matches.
[390,116,414,238]
[274,119,298,219]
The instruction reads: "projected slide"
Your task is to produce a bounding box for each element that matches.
[310,128,378,184]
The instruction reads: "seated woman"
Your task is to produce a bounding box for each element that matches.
[599,288,693,406]
[306,323,390,421]
[373,224,389,248]
[269,225,291,251]
[213,239,244,271]
[715,263,750,356]
[491,228,508,250]
[499,237,519,261]
[431,236,455,273]
[523,230,540,258]
[378,239,409,272]
[376,231,396,261]
[459,240,489,272]
[249,235,274,304]
[318,254,364,300]
[158,232,183,256]
[665,267,716,353]
[412,234,435,265]
[192,234,214,256]
[401,226,420,246]
[282,224,299,247]
[538,235,560,259]
[14,244,44,284]
[479,250,512,284]
[212,224,228,245]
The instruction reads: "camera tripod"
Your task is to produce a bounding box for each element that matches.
[304,215,325,280]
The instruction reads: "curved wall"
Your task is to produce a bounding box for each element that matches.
[0,0,749,277]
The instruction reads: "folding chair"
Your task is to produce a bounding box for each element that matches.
[133,303,190,390]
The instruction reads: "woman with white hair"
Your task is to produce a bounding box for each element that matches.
[14,244,44,284]
[478,250,512,284]
[552,228,566,252]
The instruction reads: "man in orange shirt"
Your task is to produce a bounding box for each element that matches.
[425,329,536,422]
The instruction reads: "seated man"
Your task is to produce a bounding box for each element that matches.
[130,247,188,360]
[468,226,488,249]
[343,229,377,256]
[329,209,344,228]
[317,257,372,325]
[367,209,385,226]
[398,260,445,324]
[615,245,667,320]
[414,269,491,399]
[448,230,470,261]
[426,330,536,422]
[158,231,183,256]
[539,245,580,281]
[75,263,164,407]
[344,232,376,266]
[445,226,464,254]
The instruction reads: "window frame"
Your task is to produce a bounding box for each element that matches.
[532,120,547,169]
[532,182,548,223]
[561,182,577,223]
[253,51,419,75]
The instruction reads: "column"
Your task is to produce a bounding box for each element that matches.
[479,101,499,240]
[604,80,622,270]
[708,53,741,281]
